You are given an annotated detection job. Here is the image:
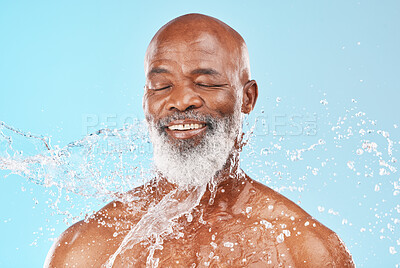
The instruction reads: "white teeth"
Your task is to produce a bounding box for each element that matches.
[168,123,205,131]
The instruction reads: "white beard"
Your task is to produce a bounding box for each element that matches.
[148,110,242,188]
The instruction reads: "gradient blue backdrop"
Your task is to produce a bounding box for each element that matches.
[1,1,399,267]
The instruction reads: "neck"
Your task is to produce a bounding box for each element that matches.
[211,149,242,182]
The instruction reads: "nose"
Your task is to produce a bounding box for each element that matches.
[165,85,203,112]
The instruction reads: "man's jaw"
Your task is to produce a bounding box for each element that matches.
[165,119,207,140]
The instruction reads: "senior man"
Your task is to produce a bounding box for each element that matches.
[45,13,354,267]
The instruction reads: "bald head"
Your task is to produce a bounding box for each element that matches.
[145,13,251,87]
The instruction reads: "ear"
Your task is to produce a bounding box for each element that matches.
[241,80,258,114]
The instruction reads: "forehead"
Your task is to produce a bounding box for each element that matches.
[145,31,237,75]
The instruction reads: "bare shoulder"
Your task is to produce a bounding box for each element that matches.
[43,179,164,267]
[248,179,355,267]
[44,200,138,267]
[44,181,167,267]
[281,216,355,267]
[44,219,89,267]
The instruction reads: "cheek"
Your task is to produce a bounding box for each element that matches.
[143,93,166,121]
[204,90,238,115]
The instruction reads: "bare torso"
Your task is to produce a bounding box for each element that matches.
[45,175,354,267]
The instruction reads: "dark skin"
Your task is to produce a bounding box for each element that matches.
[45,14,354,267]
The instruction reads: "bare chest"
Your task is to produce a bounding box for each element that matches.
[110,218,294,267]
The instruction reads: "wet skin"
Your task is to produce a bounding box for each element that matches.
[45,176,353,267]
[45,14,354,267]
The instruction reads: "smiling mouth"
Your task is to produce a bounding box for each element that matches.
[165,120,207,139]
[167,123,206,131]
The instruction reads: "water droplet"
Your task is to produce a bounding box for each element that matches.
[283,230,291,237]
[186,213,193,222]
[260,148,269,155]
[260,220,272,229]
[347,161,355,170]
[320,99,328,105]
[379,168,389,176]
[356,148,364,155]
[223,242,234,248]
[328,209,339,216]
[276,233,285,243]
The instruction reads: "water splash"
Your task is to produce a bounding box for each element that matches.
[1,97,399,266]
[104,185,207,267]
[241,97,399,265]
[0,121,152,207]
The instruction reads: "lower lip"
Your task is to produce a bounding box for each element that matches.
[165,126,207,139]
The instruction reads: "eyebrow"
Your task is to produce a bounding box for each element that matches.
[191,68,221,76]
[148,67,170,75]
[147,67,221,77]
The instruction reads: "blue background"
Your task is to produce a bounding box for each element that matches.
[1,1,399,267]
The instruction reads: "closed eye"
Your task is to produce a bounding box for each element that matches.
[151,85,172,91]
[196,83,228,88]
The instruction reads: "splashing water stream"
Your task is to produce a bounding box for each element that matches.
[105,185,207,267]
[0,98,399,266]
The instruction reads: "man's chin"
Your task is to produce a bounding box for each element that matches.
[163,130,206,150]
